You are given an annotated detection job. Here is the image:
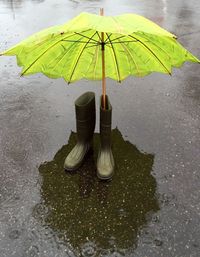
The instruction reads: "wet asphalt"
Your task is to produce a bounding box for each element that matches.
[0,0,200,256]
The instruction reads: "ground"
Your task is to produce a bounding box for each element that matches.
[0,0,200,256]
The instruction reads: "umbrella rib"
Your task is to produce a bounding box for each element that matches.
[32,32,85,51]
[85,44,99,49]
[97,32,102,42]
[20,32,78,54]
[138,34,172,60]
[106,33,121,82]
[128,35,171,75]
[50,43,77,72]
[62,39,99,44]
[68,32,97,83]
[104,33,112,43]
[74,32,99,43]
[20,32,91,76]
[85,43,100,78]
[110,40,138,44]
[21,40,67,76]
[118,39,140,76]
[20,30,98,76]
[105,35,127,44]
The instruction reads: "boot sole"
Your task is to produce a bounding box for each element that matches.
[97,171,114,181]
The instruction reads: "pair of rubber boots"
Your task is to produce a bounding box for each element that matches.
[64,92,114,180]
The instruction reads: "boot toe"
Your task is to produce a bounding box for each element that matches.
[64,156,78,170]
[97,151,114,180]
[64,144,90,171]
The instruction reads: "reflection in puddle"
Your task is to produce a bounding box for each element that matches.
[36,128,159,255]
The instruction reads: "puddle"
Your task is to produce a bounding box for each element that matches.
[37,128,159,255]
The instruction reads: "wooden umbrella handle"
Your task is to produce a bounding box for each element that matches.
[100,8,106,110]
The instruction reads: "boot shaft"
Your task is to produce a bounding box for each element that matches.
[75,92,95,121]
[75,92,96,143]
[100,95,112,149]
[97,95,114,180]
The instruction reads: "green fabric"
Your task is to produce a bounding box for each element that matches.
[1,12,199,83]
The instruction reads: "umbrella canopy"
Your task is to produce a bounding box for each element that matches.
[1,10,199,108]
[1,11,199,81]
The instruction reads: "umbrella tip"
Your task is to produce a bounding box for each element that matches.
[100,8,104,16]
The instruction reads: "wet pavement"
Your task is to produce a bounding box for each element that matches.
[0,0,200,256]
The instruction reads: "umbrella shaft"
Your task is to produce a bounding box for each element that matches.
[101,39,106,109]
[100,8,106,110]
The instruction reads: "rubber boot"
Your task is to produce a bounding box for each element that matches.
[97,95,115,180]
[64,92,95,171]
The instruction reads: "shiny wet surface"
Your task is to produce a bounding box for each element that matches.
[38,129,158,255]
[0,0,200,256]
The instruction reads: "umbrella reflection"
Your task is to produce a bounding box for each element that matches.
[36,128,159,254]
